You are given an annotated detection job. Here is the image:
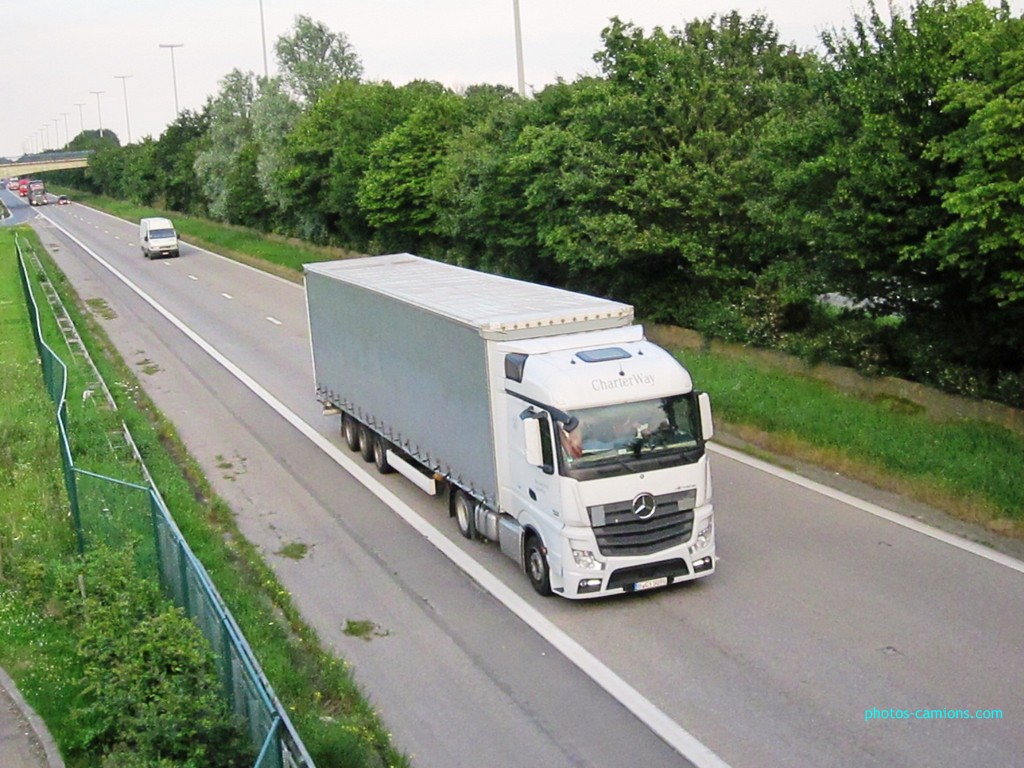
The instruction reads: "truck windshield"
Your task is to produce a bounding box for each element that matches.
[150,229,176,239]
[556,394,705,480]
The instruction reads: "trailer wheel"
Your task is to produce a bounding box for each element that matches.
[525,534,553,596]
[453,490,476,540]
[342,414,360,452]
[358,424,375,462]
[373,434,395,474]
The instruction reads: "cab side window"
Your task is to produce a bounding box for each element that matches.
[538,414,554,474]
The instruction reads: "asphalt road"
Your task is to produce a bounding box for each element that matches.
[12,191,1024,768]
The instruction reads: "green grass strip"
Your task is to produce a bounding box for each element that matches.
[682,350,1024,520]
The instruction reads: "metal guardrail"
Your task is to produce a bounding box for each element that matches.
[15,233,314,768]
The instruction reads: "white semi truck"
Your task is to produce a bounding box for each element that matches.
[305,254,716,599]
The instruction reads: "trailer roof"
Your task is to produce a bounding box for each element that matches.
[305,254,633,336]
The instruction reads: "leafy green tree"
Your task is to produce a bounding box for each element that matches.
[809,0,998,309]
[925,9,1024,307]
[918,6,1024,385]
[83,144,127,196]
[277,79,415,245]
[193,69,263,221]
[274,14,363,104]
[151,108,210,214]
[504,14,810,317]
[432,88,545,278]
[250,77,300,217]
[119,139,161,204]
[223,139,277,229]
[356,83,466,253]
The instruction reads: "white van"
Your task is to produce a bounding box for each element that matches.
[139,217,180,259]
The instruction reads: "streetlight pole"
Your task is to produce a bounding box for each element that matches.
[74,103,86,137]
[52,118,61,148]
[42,124,50,151]
[159,43,184,116]
[61,113,70,147]
[512,0,526,97]
[90,91,106,137]
[258,0,269,79]
[114,75,133,144]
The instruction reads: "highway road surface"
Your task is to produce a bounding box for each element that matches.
[10,190,1023,768]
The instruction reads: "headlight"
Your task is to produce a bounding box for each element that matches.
[570,540,603,570]
[692,516,713,550]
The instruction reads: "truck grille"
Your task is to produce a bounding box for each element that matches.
[588,489,696,557]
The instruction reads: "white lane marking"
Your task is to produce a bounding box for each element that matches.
[43,216,732,768]
[221,292,233,300]
[266,317,282,326]
[709,443,1024,574]
[189,275,199,281]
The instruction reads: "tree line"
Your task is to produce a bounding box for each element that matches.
[48,2,1024,407]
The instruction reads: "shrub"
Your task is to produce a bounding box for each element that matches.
[57,546,253,766]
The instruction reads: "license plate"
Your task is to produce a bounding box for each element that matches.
[634,576,669,591]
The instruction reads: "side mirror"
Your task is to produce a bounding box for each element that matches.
[520,409,545,467]
[698,392,714,442]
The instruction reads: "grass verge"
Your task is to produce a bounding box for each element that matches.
[2,226,406,767]
[679,350,1024,536]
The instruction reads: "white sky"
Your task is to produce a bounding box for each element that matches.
[2,0,1019,159]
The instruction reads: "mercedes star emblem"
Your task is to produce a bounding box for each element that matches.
[632,492,657,520]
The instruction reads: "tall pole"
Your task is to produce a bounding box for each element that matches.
[115,74,133,144]
[61,113,70,147]
[258,0,269,79]
[512,0,526,97]
[52,118,61,148]
[159,43,184,116]
[90,91,106,137]
[42,124,50,150]
[74,103,86,136]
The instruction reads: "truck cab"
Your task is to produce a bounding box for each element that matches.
[497,327,715,598]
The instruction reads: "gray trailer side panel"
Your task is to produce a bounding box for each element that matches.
[306,270,498,502]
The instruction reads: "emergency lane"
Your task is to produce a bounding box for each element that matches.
[28,202,1024,768]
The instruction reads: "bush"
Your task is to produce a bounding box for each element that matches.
[56,546,254,767]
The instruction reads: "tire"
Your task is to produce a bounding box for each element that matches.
[342,414,360,452]
[525,534,552,596]
[372,434,395,474]
[453,490,476,540]
[358,424,375,462]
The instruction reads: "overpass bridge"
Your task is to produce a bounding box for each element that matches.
[1,151,92,176]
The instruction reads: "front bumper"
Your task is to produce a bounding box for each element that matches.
[557,507,715,599]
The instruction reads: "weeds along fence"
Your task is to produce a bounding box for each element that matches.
[15,234,315,768]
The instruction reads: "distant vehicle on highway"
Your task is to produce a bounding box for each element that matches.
[6,177,18,191]
[139,216,180,258]
[18,178,29,196]
[27,180,47,206]
[56,195,70,205]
